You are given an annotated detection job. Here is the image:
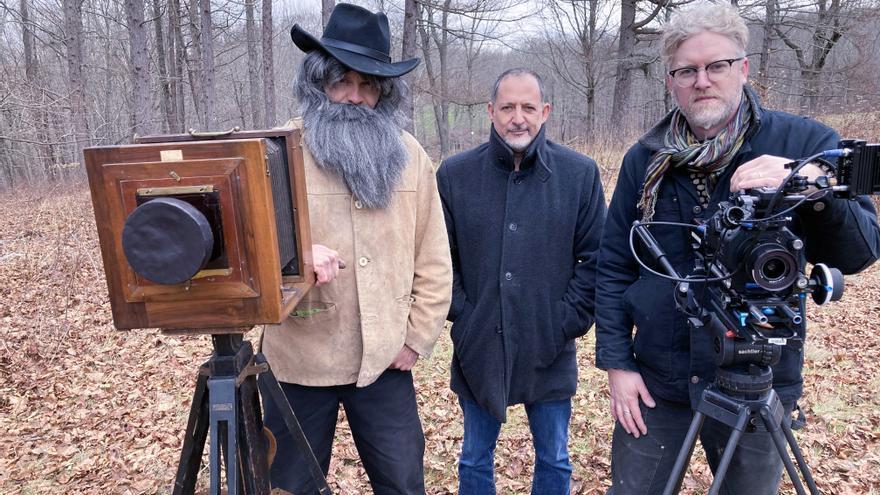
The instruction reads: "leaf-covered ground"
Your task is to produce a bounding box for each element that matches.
[2,188,879,494]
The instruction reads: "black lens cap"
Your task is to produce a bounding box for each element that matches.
[122,197,214,284]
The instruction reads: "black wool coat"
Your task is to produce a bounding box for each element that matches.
[437,125,607,421]
[596,100,880,407]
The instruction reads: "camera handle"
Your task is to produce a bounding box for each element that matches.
[632,222,819,495]
[171,333,332,495]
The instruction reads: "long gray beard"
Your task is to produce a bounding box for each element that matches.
[302,101,407,209]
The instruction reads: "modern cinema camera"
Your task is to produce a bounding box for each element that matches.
[634,139,880,373]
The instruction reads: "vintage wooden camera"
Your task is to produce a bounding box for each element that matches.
[84,128,314,331]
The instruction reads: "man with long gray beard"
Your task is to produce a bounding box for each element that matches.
[259,4,451,494]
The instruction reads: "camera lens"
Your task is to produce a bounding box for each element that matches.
[748,243,797,292]
[762,258,786,280]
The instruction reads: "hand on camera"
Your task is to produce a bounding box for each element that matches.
[730,154,825,192]
[389,344,419,371]
[312,244,344,286]
[607,368,656,438]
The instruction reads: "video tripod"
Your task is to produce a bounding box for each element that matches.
[171,331,332,495]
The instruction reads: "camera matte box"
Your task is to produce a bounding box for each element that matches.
[84,128,314,331]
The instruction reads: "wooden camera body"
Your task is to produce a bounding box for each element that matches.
[84,128,314,331]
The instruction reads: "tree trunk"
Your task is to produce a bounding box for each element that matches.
[322,0,335,29]
[418,0,451,159]
[22,0,37,83]
[261,0,276,126]
[401,0,418,132]
[611,0,636,132]
[153,0,174,133]
[757,0,776,99]
[245,0,263,128]
[198,0,216,128]
[63,0,89,161]
[169,0,186,131]
[187,0,204,126]
[126,0,151,137]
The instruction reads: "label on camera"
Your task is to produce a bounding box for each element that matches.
[160,149,183,161]
[768,338,787,345]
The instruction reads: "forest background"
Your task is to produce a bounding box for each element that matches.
[1,0,880,493]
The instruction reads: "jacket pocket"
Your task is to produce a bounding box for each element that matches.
[395,294,415,310]
[288,301,337,322]
[450,300,476,349]
[536,300,572,368]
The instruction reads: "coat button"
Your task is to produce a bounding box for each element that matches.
[692,205,702,214]
[354,200,363,209]
[509,222,517,231]
[504,272,513,280]
[514,177,524,184]
[691,375,700,384]
[495,325,502,334]
[358,257,369,267]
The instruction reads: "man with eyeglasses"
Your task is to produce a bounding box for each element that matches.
[595,3,880,494]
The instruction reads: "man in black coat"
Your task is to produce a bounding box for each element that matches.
[596,4,880,494]
[437,68,606,494]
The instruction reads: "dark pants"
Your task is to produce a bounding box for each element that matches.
[261,369,426,495]
[608,396,793,495]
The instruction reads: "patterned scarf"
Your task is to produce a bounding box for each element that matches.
[638,88,758,221]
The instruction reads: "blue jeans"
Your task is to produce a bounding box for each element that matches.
[458,398,572,495]
[607,396,792,495]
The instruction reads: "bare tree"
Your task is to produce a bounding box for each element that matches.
[62,0,90,159]
[610,0,665,132]
[401,0,419,132]
[540,0,612,136]
[198,0,217,128]
[262,0,276,126]
[153,0,175,133]
[773,0,851,115]
[419,0,452,158]
[245,0,263,128]
[168,0,187,131]
[126,0,151,137]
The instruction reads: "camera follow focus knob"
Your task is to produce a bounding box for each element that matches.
[122,197,214,284]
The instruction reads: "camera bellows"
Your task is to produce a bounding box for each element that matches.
[122,197,214,284]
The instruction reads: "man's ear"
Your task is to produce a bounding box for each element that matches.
[541,102,551,124]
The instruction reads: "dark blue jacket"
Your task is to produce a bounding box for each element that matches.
[595,104,880,407]
[437,126,606,421]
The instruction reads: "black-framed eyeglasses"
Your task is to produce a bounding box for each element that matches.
[668,57,745,88]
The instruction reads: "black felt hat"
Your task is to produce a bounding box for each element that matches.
[291,3,419,78]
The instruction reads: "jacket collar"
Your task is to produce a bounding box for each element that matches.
[488,124,552,182]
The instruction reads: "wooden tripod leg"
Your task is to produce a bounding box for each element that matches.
[172,369,211,495]
[239,373,271,494]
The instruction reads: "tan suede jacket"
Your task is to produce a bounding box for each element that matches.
[261,120,452,387]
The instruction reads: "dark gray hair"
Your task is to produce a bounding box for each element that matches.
[490,68,547,104]
[294,51,406,124]
[662,2,748,68]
